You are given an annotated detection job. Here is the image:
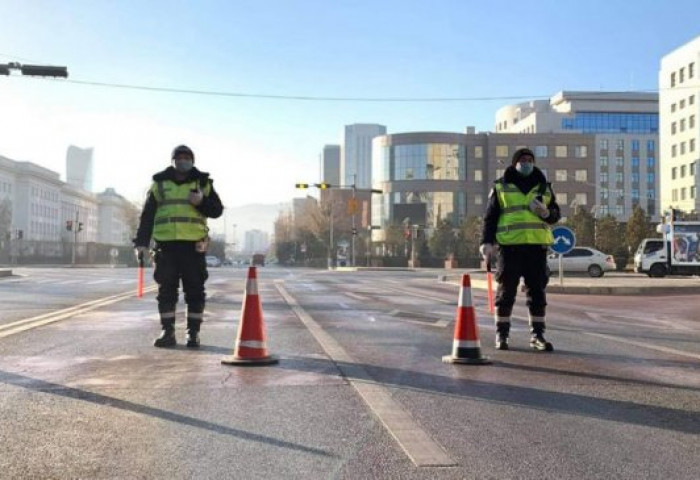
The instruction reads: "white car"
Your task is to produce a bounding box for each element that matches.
[205,255,221,267]
[547,247,616,277]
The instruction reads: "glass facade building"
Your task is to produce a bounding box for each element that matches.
[561,112,659,134]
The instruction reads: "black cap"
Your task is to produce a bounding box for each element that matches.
[171,145,194,161]
[511,148,535,166]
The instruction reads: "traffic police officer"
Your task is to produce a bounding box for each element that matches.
[134,145,224,348]
[480,148,560,351]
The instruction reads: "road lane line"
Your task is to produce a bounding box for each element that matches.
[275,281,455,468]
[0,285,157,338]
[583,332,700,360]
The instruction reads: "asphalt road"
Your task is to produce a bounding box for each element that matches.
[0,266,698,479]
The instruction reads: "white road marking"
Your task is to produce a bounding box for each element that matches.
[275,280,455,468]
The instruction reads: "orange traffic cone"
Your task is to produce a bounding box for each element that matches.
[442,274,491,365]
[222,266,279,366]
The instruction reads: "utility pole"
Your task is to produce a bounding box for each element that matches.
[72,211,79,265]
[351,174,357,267]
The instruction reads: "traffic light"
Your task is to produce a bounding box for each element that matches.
[66,220,73,231]
[352,228,358,236]
[315,182,332,189]
[20,64,68,78]
[0,65,9,76]
[78,222,84,232]
[295,183,309,189]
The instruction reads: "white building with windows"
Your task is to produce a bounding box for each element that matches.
[341,124,386,189]
[495,91,660,221]
[244,229,269,254]
[659,35,700,215]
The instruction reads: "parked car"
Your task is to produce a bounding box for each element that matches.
[547,247,616,277]
[205,255,221,267]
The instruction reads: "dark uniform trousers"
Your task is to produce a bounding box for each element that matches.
[495,244,549,318]
[153,242,208,332]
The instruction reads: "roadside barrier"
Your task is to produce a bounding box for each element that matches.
[222,266,279,366]
[442,274,491,365]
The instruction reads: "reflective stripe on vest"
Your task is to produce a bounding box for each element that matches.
[151,179,211,241]
[494,182,554,246]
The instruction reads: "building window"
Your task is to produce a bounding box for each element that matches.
[631,157,640,168]
[631,172,640,184]
[600,172,608,183]
[558,193,568,205]
[691,161,696,175]
[647,173,655,184]
[690,95,695,105]
[681,165,687,177]
[555,169,567,181]
[681,188,686,201]
[672,189,678,202]
[475,195,483,205]
[647,189,655,199]
[600,156,609,168]
[691,186,696,199]
[647,140,655,151]
[680,118,686,132]
[672,122,677,135]
[600,188,608,201]
[575,145,588,158]
[631,139,640,151]
[600,139,608,150]
[672,145,677,157]
[691,62,696,79]
[474,169,483,182]
[616,139,624,150]
[496,145,508,157]
[680,99,686,109]
[681,142,686,155]
[554,145,567,157]
[535,145,548,157]
[672,167,677,179]
[474,146,483,158]
[680,67,685,83]
[615,172,624,184]
[575,193,588,206]
[615,157,624,168]
[671,103,677,113]
[671,72,676,87]
[631,189,640,200]
[615,205,624,217]
[575,170,587,182]
[690,115,695,129]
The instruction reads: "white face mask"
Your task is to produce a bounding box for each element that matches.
[173,159,193,173]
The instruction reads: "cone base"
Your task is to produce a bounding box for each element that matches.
[221,355,279,366]
[442,354,492,365]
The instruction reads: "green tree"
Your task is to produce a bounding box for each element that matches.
[456,216,483,265]
[625,205,653,252]
[428,218,455,258]
[565,206,595,246]
[594,215,619,254]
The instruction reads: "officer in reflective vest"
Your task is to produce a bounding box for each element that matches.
[134,145,224,348]
[479,148,561,351]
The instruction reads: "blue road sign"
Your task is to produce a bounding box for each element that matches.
[550,226,576,254]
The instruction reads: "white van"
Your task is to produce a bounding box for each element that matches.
[633,239,667,277]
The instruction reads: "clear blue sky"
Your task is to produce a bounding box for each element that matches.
[1,0,700,219]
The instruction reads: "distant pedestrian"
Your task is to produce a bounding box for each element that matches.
[134,145,224,348]
[479,148,561,351]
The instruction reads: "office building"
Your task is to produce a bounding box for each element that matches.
[320,145,341,186]
[659,35,700,214]
[341,124,386,189]
[66,145,94,192]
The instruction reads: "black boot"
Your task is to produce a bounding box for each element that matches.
[495,323,510,350]
[530,322,553,352]
[154,321,176,348]
[186,320,201,348]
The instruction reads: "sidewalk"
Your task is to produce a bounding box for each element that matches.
[438,270,700,295]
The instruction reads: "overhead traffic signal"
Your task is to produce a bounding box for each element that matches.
[20,64,68,78]
[315,182,332,189]
[295,183,309,189]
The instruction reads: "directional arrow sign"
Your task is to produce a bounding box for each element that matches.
[550,226,576,254]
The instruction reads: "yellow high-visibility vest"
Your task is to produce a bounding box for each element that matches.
[494,182,554,246]
[151,179,211,241]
